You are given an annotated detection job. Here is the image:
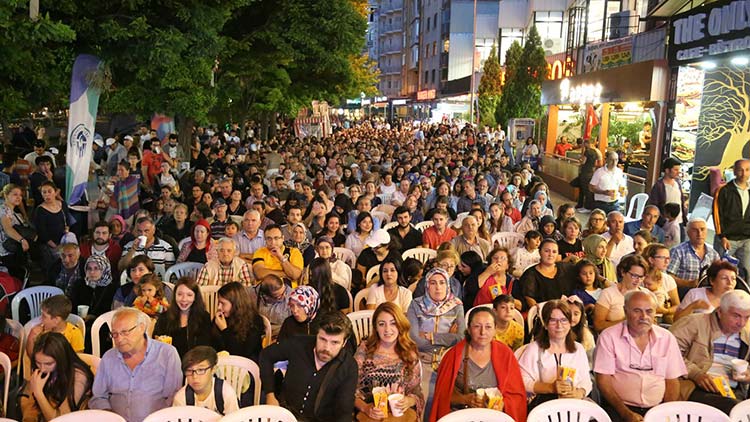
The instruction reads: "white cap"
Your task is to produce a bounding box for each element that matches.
[123,135,134,141]
[94,138,104,147]
[366,229,391,248]
[105,138,116,146]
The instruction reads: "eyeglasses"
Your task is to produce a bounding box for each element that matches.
[547,318,570,325]
[627,272,646,280]
[185,366,214,377]
[629,342,654,371]
[110,325,138,339]
[437,262,455,270]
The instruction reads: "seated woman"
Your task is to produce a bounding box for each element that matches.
[581,209,607,238]
[593,255,649,333]
[176,219,217,264]
[345,211,375,258]
[515,199,542,235]
[674,260,737,321]
[153,277,212,357]
[20,332,94,421]
[430,307,526,422]
[557,218,584,262]
[472,248,521,309]
[518,300,592,410]
[582,234,616,284]
[285,222,315,268]
[308,257,352,314]
[366,258,413,312]
[521,239,575,311]
[314,236,352,291]
[112,255,155,309]
[71,255,118,321]
[356,229,402,288]
[412,249,462,300]
[354,302,424,421]
[642,243,680,322]
[211,282,264,362]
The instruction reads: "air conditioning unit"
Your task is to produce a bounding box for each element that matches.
[609,10,634,39]
[543,38,563,55]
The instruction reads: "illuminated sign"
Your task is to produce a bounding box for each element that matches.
[392,99,407,105]
[546,58,575,80]
[375,96,388,102]
[560,78,603,104]
[361,99,371,105]
[417,89,436,100]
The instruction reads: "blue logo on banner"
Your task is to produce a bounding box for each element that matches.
[70,123,91,159]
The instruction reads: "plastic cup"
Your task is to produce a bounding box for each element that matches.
[388,393,405,417]
[732,359,748,374]
[137,235,148,248]
[77,305,89,318]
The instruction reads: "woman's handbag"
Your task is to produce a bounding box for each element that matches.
[2,217,37,254]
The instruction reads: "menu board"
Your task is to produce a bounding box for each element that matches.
[671,66,704,163]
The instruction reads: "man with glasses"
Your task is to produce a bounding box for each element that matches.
[250,274,292,337]
[196,237,254,287]
[252,224,303,282]
[624,205,665,243]
[90,307,182,422]
[670,289,750,414]
[595,290,687,421]
[172,346,240,414]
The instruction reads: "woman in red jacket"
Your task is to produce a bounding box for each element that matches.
[429,307,527,422]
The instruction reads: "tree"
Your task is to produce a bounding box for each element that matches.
[0,1,75,127]
[495,25,548,124]
[477,44,502,128]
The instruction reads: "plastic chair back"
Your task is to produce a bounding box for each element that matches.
[91,310,117,358]
[163,262,204,283]
[143,405,221,422]
[414,220,434,232]
[436,408,515,422]
[201,285,222,319]
[217,405,297,422]
[49,409,126,422]
[4,318,23,381]
[625,192,649,221]
[11,286,64,323]
[333,247,357,268]
[527,398,612,422]
[644,401,730,422]
[491,232,525,254]
[347,310,374,345]
[353,287,370,312]
[215,355,262,406]
[465,304,493,326]
[77,353,101,376]
[730,398,750,422]
[365,265,380,287]
[0,352,10,417]
[383,221,399,230]
[261,315,273,347]
[401,247,437,265]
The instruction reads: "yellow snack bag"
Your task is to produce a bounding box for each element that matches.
[558,366,576,384]
[372,387,388,417]
[712,375,736,399]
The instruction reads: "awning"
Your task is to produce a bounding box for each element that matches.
[646,0,697,18]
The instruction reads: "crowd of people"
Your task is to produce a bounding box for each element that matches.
[0,120,749,422]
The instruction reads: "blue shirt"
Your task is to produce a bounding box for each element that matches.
[623,220,665,243]
[668,241,720,283]
[89,337,182,422]
[234,229,265,256]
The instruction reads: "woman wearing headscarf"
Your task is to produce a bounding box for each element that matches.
[70,255,118,321]
[406,268,465,421]
[516,199,543,235]
[285,222,315,267]
[177,219,217,264]
[277,286,323,341]
[314,236,352,290]
[582,234,616,284]
[110,214,131,247]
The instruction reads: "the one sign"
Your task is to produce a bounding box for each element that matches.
[560,78,603,104]
[668,0,750,65]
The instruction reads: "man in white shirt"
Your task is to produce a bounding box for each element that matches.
[590,151,627,214]
[172,346,240,415]
[602,211,634,266]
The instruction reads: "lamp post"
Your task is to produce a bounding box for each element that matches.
[468,0,478,127]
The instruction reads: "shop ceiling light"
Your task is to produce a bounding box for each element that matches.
[700,61,717,69]
[731,57,749,66]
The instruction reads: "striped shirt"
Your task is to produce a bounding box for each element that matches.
[114,175,140,220]
[122,238,176,276]
[235,229,265,256]
[667,241,720,283]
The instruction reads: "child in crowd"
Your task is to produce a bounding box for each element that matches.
[511,230,541,278]
[133,274,170,318]
[224,221,240,238]
[172,346,240,415]
[643,269,675,320]
[539,215,562,241]
[571,259,606,314]
[493,295,524,351]
[565,296,595,361]
[25,295,84,356]
[662,202,681,249]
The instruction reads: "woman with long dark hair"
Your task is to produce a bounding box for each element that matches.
[211,282,264,362]
[20,332,94,421]
[307,257,351,314]
[365,258,413,312]
[153,277,212,357]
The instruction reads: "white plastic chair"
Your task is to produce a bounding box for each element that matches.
[77,353,101,375]
[333,247,357,268]
[491,232,525,254]
[120,269,129,285]
[218,405,297,422]
[5,318,23,380]
[414,220,434,232]
[527,398,611,422]
[625,192,649,222]
[373,203,395,217]
[201,285,222,319]
[23,314,86,380]
[261,314,273,347]
[644,401,730,422]
[383,221,399,230]
[730,398,750,422]
[365,265,381,287]
[11,286,64,323]
[347,310,374,345]
[371,210,390,227]
[176,236,191,252]
[353,287,370,312]
[401,247,437,265]
[465,304,493,325]
[0,352,10,417]
[527,301,548,335]
[144,406,221,422]
[451,212,470,229]
[215,354,262,407]
[50,409,126,422]
[0,418,18,422]
[91,310,117,358]
[436,408,515,422]
[163,261,204,283]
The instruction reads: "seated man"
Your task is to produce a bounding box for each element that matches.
[388,206,423,253]
[670,289,750,414]
[196,237,254,287]
[25,295,84,356]
[451,215,491,260]
[79,221,123,274]
[89,307,182,422]
[422,209,456,250]
[259,312,357,422]
[602,211,634,266]
[119,216,175,276]
[249,274,292,337]
[50,243,85,296]
[252,224,303,283]
[624,205,665,243]
[668,218,721,290]
[595,290,687,420]
[172,346,240,415]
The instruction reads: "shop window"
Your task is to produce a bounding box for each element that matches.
[425,70,429,84]
[427,17,431,31]
[431,69,436,83]
[499,28,524,65]
[534,11,563,40]
[443,39,450,53]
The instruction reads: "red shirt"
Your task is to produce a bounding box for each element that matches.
[505,208,522,224]
[142,150,165,186]
[422,226,457,249]
[555,142,573,156]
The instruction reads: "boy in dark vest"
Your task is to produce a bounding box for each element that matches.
[172,346,240,415]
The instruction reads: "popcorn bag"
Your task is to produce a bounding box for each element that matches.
[156,335,172,345]
[372,387,389,417]
[476,387,503,409]
[558,366,577,384]
[711,375,736,399]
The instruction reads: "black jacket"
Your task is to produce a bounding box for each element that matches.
[714,181,750,240]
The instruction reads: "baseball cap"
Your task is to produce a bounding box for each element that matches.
[365,229,391,248]
[105,138,116,146]
[33,140,45,148]
[94,138,104,147]
[123,135,134,141]
[213,198,227,209]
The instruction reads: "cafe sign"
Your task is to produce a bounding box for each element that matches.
[669,0,750,65]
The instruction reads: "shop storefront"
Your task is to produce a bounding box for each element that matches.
[664,0,750,209]
[540,60,670,199]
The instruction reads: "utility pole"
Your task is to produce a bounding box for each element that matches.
[468,0,477,126]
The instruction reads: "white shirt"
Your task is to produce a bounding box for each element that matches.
[590,166,626,203]
[664,180,682,221]
[601,232,634,266]
[366,285,413,312]
[518,341,593,395]
[735,180,749,218]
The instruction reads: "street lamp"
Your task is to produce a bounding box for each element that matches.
[468,0,477,127]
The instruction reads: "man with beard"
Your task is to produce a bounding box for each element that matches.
[80,221,123,273]
[388,206,423,253]
[259,312,357,422]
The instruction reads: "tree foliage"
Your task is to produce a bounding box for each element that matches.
[477,44,502,127]
[495,25,548,125]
